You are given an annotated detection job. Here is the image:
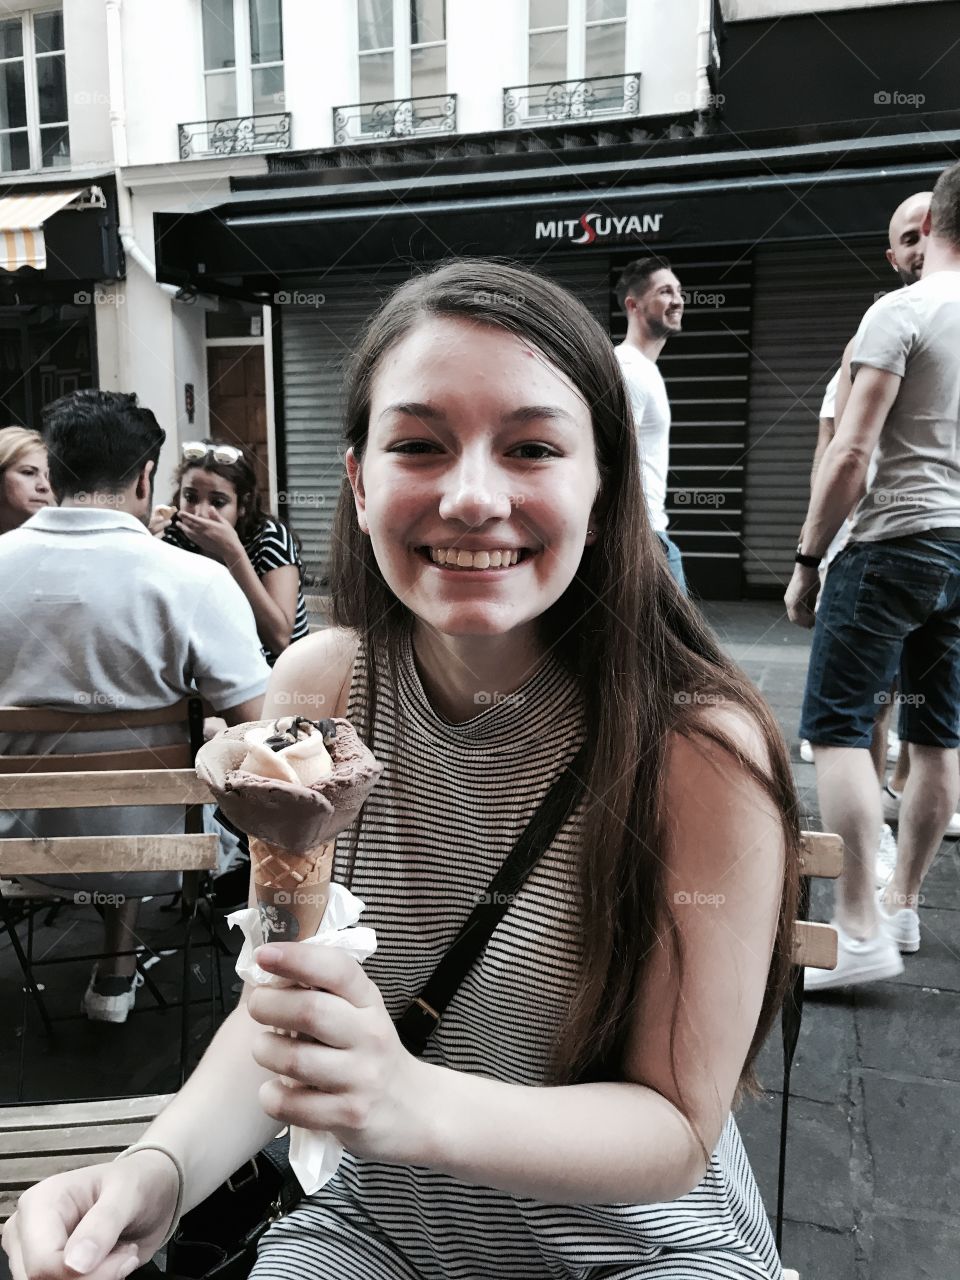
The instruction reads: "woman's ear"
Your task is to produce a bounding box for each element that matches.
[345,447,369,534]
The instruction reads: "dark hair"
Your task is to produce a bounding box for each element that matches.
[615,255,674,311]
[329,259,801,1109]
[172,443,266,545]
[42,389,164,500]
[930,160,960,248]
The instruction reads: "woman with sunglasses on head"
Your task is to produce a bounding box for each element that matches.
[7,263,800,1280]
[151,441,309,666]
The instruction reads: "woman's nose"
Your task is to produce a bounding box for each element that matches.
[438,459,513,526]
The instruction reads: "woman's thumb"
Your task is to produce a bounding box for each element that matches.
[62,1194,138,1276]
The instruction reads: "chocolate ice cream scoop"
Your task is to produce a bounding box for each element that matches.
[195,716,381,854]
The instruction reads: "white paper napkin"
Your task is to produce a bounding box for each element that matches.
[227,882,378,1194]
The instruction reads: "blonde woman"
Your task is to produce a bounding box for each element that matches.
[0,426,52,532]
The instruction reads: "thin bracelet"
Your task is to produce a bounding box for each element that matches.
[115,1143,185,1248]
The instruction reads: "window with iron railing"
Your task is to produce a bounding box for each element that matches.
[357,0,446,106]
[0,8,68,173]
[511,0,634,122]
[201,0,284,121]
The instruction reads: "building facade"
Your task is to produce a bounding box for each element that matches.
[3,0,958,596]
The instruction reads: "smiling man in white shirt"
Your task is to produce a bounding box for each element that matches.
[614,256,686,590]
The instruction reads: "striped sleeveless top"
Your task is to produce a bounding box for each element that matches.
[254,632,782,1280]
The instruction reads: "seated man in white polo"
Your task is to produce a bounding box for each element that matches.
[0,390,269,1023]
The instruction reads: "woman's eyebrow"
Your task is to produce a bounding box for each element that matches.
[503,405,578,425]
[379,401,445,421]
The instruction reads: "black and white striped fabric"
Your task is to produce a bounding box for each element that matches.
[164,515,308,664]
[253,632,781,1280]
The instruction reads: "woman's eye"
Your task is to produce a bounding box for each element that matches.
[390,441,441,455]
[509,443,558,460]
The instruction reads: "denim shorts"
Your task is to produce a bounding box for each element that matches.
[799,533,960,748]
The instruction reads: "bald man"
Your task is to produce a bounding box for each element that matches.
[786,163,960,989]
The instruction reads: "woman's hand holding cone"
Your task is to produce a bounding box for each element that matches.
[248,944,430,1166]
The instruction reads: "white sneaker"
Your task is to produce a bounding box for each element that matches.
[799,740,814,763]
[881,784,960,838]
[876,889,920,954]
[876,823,898,887]
[803,924,904,992]
[82,966,144,1024]
[886,729,900,764]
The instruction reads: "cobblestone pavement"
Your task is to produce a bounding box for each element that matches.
[706,601,960,1280]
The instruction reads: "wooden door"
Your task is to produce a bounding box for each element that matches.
[206,345,269,494]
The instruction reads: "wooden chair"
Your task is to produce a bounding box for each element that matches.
[0,1093,173,1226]
[0,698,219,1089]
[775,829,844,1280]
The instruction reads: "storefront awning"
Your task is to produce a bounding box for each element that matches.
[153,122,960,297]
[0,188,83,271]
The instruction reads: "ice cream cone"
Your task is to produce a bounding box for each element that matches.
[250,834,335,943]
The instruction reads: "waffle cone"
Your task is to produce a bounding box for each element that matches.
[250,835,334,943]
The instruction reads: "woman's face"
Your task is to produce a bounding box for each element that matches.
[1,447,52,526]
[179,467,240,526]
[348,316,601,640]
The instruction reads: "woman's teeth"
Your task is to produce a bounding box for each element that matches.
[429,548,521,569]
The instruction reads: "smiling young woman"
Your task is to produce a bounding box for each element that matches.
[4,263,801,1280]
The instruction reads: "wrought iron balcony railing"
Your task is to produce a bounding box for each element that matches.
[503,73,640,128]
[333,93,457,144]
[178,111,292,159]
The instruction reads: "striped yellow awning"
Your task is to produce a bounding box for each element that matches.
[0,189,83,271]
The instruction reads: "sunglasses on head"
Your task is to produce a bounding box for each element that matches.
[181,441,243,465]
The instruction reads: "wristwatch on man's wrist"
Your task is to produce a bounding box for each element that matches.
[795,542,822,569]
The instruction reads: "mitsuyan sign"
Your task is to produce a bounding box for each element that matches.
[534,210,664,245]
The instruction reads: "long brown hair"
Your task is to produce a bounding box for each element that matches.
[329,259,801,1096]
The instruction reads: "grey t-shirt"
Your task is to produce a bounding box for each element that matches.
[849,271,960,542]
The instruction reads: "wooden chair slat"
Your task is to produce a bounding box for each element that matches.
[0,1120,151,1156]
[799,831,843,879]
[793,920,838,970]
[0,744,193,775]
[0,769,214,810]
[3,1150,122,1185]
[0,833,218,876]
[0,1095,171,1130]
[0,702,197,734]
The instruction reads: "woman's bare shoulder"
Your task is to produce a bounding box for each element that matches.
[264,626,360,718]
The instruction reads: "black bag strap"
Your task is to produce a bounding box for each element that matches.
[395,743,588,1056]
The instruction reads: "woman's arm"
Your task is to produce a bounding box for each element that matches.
[227,558,299,658]
[249,707,785,1205]
[135,626,359,1210]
